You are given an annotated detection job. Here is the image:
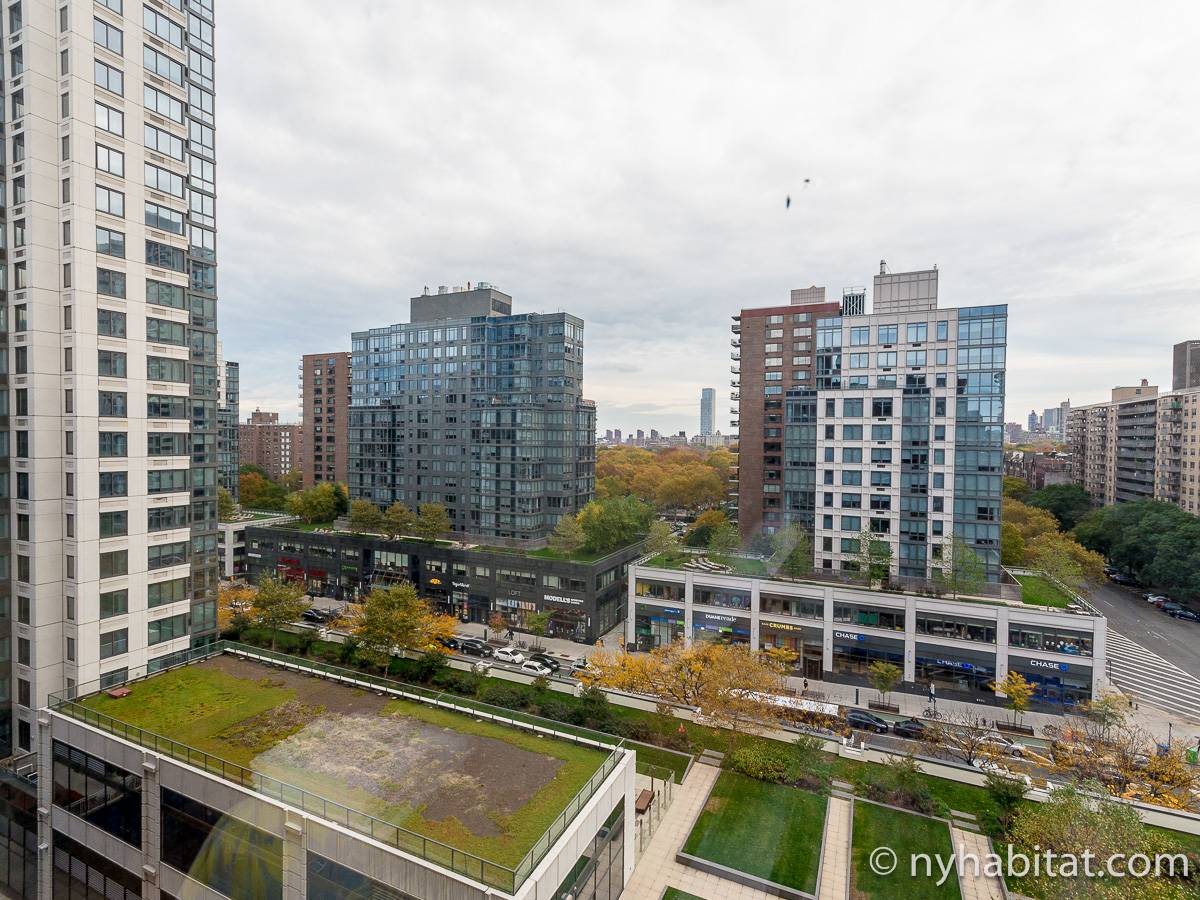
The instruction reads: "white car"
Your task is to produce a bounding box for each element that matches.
[979,733,1027,757]
[1145,594,1169,604]
[494,647,525,664]
[521,660,552,676]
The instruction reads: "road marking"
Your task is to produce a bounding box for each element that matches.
[1106,630,1200,720]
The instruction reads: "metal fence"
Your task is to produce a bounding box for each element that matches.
[633,763,676,858]
[47,640,630,895]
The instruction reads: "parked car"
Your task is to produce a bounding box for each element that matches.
[891,718,928,740]
[1109,573,1138,586]
[520,660,552,676]
[570,658,593,675]
[979,733,1027,757]
[1170,608,1200,622]
[1145,593,1169,604]
[1103,566,1119,576]
[1161,602,1183,615]
[458,638,493,658]
[301,607,336,624]
[494,646,526,664]
[528,652,561,672]
[844,710,889,734]
[437,636,461,651]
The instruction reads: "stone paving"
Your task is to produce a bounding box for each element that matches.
[622,763,778,900]
[951,827,1005,900]
[817,797,851,900]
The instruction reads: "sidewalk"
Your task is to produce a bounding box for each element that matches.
[451,621,622,661]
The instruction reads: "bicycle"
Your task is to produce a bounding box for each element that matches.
[922,705,942,721]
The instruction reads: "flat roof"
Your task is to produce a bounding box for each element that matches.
[67,652,614,875]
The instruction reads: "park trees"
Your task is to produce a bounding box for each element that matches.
[1025,483,1092,531]
[218,487,236,522]
[348,499,384,533]
[352,583,457,672]
[577,496,654,553]
[284,482,341,524]
[644,519,680,558]
[382,502,415,539]
[933,536,987,599]
[991,671,1034,728]
[413,503,451,541]
[854,531,893,584]
[770,523,812,578]
[548,513,586,556]
[685,508,729,547]
[217,580,256,634]
[249,576,310,650]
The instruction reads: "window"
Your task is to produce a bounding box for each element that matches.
[870,471,892,486]
[148,613,188,645]
[144,123,184,160]
[841,470,862,485]
[99,512,128,539]
[148,434,189,456]
[848,353,868,368]
[148,469,188,493]
[870,447,892,463]
[877,351,897,367]
[843,424,863,440]
[936,320,949,341]
[95,102,124,137]
[147,356,187,382]
[94,18,123,54]
[841,493,862,509]
[98,390,127,416]
[98,0,123,11]
[95,59,124,95]
[850,326,870,345]
[99,431,127,457]
[99,628,128,659]
[148,394,187,418]
[145,200,185,234]
[143,6,183,46]
[146,239,185,270]
[907,322,928,343]
[146,317,186,345]
[842,447,863,463]
[148,541,188,570]
[96,185,125,217]
[96,225,126,258]
[97,269,127,298]
[99,472,128,497]
[143,44,183,84]
[148,577,189,607]
[52,742,142,847]
[878,324,898,343]
[148,505,188,531]
[871,398,893,417]
[99,550,128,578]
[100,589,128,617]
[146,278,186,308]
[144,162,184,197]
[62,135,70,160]
[906,350,927,366]
[143,84,183,123]
[95,143,125,177]
[96,309,126,339]
[98,350,127,377]
[870,424,893,440]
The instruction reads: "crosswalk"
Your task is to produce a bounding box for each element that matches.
[1105,630,1200,721]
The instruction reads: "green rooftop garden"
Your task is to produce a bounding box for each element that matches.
[1015,574,1073,608]
[851,802,961,899]
[79,657,607,868]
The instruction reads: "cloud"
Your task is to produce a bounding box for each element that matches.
[217,0,1200,434]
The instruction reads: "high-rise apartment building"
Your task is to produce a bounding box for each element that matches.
[700,387,715,435]
[239,409,299,481]
[299,351,351,487]
[733,263,1007,581]
[1173,339,1200,390]
[1068,379,1200,515]
[349,285,595,543]
[0,0,221,756]
[217,356,239,498]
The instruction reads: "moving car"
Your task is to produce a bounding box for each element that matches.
[528,652,561,672]
[494,646,526,664]
[458,638,493,658]
[891,718,928,740]
[844,710,889,734]
[571,658,593,675]
[520,660,552,676]
[1144,593,1169,604]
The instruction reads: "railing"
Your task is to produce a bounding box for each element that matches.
[633,763,677,858]
[47,641,629,895]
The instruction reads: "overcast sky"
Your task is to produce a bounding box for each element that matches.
[217,1,1200,436]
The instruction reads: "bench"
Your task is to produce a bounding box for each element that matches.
[635,789,655,815]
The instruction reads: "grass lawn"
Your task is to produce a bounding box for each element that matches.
[662,890,706,900]
[643,552,769,577]
[851,802,961,900]
[683,771,825,894]
[1016,574,1072,608]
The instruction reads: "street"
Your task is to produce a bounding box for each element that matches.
[1088,581,1200,678]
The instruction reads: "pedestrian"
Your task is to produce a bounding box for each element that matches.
[928,682,936,705]
[803,677,809,694]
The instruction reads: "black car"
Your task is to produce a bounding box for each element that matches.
[528,653,561,672]
[301,607,335,624]
[1170,608,1200,622]
[845,710,889,734]
[438,636,461,651]
[458,639,493,658]
[891,718,928,740]
[1109,573,1138,586]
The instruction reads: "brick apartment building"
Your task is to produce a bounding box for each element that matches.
[239,409,302,481]
[300,352,352,487]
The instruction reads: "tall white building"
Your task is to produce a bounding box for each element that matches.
[4,0,219,755]
[699,387,715,435]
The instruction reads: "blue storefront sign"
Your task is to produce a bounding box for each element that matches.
[935,658,974,671]
[834,631,865,642]
[1028,659,1068,672]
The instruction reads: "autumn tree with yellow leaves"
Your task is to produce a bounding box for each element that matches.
[351,583,458,672]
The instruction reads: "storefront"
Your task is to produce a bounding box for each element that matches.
[1007,622,1093,657]
[691,610,751,646]
[542,593,589,642]
[831,631,904,683]
[914,644,997,699]
[1008,656,1093,708]
[759,619,824,679]
[633,603,685,651]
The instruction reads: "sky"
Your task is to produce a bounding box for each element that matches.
[217,1,1200,436]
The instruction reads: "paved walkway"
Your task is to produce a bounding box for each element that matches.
[622,763,777,900]
[817,797,852,900]
[952,828,1005,900]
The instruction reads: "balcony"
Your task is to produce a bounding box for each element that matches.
[731,338,741,348]
[730,392,740,400]
[730,379,740,388]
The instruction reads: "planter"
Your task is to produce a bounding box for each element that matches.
[996,720,1035,737]
[868,701,900,714]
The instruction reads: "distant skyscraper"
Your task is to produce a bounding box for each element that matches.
[300,352,352,487]
[240,410,301,482]
[1028,410,1040,432]
[700,388,716,435]
[1173,339,1200,390]
[218,358,240,498]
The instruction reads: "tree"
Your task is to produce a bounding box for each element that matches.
[218,581,256,634]
[991,671,1034,727]
[770,524,812,578]
[239,471,288,511]
[285,483,340,524]
[854,531,893,584]
[982,769,1028,834]
[548,513,586,556]
[487,611,508,637]
[250,575,310,651]
[354,583,457,672]
[1002,498,1059,544]
[577,496,653,554]
[999,522,1026,566]
[922,708,1006,766]
[1027,531,1104,596]
[382,502,415,539]
[218,487,236,522]
[348,499,384,533]
[643,519,680,558]
[706,522,740,560]
[413,503,451,541]
[1074,500,1200,601]
[1002,476,1030,501]
[866,660,901,707]
[685,509,728,547]
[526,611,552,650]
[1026,483,1092,531]
[331,483,350,518]
[933,537,986,599]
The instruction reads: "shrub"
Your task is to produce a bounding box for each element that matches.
[577,686,616,731]
[982,770,1028,836]
[728,742,793,783]
[477,681,532,711]
[430,668,480,695]
[537,699,581,726]
[410,651,449,684]
[853,754,941,815]
[615,717,656,743]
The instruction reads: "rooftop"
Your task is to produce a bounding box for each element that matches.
[53,645,622,892]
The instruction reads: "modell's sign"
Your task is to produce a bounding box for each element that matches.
[543,594,584,606]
